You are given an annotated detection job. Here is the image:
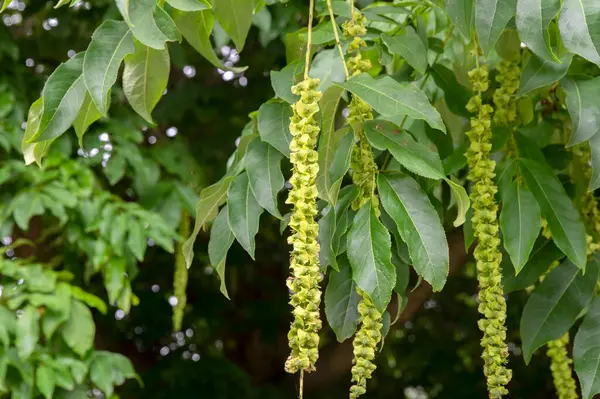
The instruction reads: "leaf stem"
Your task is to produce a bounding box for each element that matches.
[327,0,350,79]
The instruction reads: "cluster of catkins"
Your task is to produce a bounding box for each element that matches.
[343,12,377,212]
[465,63,512,398]
[350,288,383,399]
[492,58,520,126]
[546,334,578,399]
[341,12,383,398]
[285,77,324,373]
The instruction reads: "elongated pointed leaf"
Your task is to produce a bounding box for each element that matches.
[227,172,264,259]
[16,306,40,359]
[378,173,449,291]
[121,0,172,50]
[73,92,104,147]
[173,10,247,73]
[347,204,396,313]
[382,28,428,75]
[325,255,361,342]
[208,206,235,299]
[574,295,600,399]
[589,133,600,190]
[337,74,446,133]
[270,60,304,104]
[0,0,10,12]
[22,99,44,165]
[562,77,600,146]
[83,20,134,113]
[499,180,542,273]
[520,158,587,269]
[516,0,561,62]
[167,0,210,11]
[30,53,86,142]
[245,140,284,219]
[309,49,347,92]
[475,0,517,57]
[521,260,599,364]
[502,238,564,293]
[213,0,253,52]
[444,0,474,39]
[559,0,600,66]
[519,53,572,96]
[61,300,95,356]
[257,101,293,158]
[316,85,344,202]
[364,120,445,180]
[319,205,338,271]
[430,64,472,118]
[123,40,170,124]
[445,178,470,227]
[183,176,235,267]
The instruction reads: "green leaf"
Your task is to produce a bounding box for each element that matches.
[346,204,396,313]
[173,10,247,73]
[90,352,137,397]
[127,218,147,262]
[519,53,572,96]
[499,180,542,273]
[70,287,107,315]
[444,0,474,39]
[245,140,284,219]
[382,28,428,75]
[270,60,304,104]
[213,0,254,52]
[83,20,134,114]
[123,40,170,124]
[325,255,361,342]
[121,0,174,50]
[326,130,354,204]
[520,158,587,269]
[30,53,86,142]
[430,64,472,118]
[104,258,126,305]
[309,49,347,92]
[589,133,600,190]
[316,85,344,202]
[515,0,561,62]
[364,120,446,180]
[503,239,563,293]
[559,0,600,66]
[378,173,449,292]
[445,178,470,227]
[22,98,44,165]
[475,0,517,57]
[319,205,338,272]
[167,0,210,11]
[61,300,95,357]
[12,192,45,231]
[520,260,599,364]
[41,283,72,339]
[562,77,600,146]
[208,206,235,299]
[36,365,55,399]
[183,176,235,267]
[0,0,10,12]
[109,213,128,256]
[16,306,40,359]
[227,172,264,259]
[337,74,446,133]
[73,92,105,147]
[574,296,600,399]
[257,101,293,158]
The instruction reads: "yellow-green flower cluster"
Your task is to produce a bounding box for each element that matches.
[546,333,578,399]
[493,59,520,126]
[350,288,383,399]
[465,64,512,398]
[342,12,371,77]
[172,211,190,332]
[284,77,324,374]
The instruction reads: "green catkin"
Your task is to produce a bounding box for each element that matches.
[492,58,520,126]
[465,61,512,398]
[342,12,378,212]
[285,77,324,374]
[546,334,578,399]
[350,288,382,399]
[173,211,190,332]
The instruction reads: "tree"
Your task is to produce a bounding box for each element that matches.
[2,0,600,398]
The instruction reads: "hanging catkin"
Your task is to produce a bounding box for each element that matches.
[465,57,512,398]
[173,210,190,332]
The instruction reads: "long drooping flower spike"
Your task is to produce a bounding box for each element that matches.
[493,57,520,127]
[284,0,324,379]
[465,47,512,399]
